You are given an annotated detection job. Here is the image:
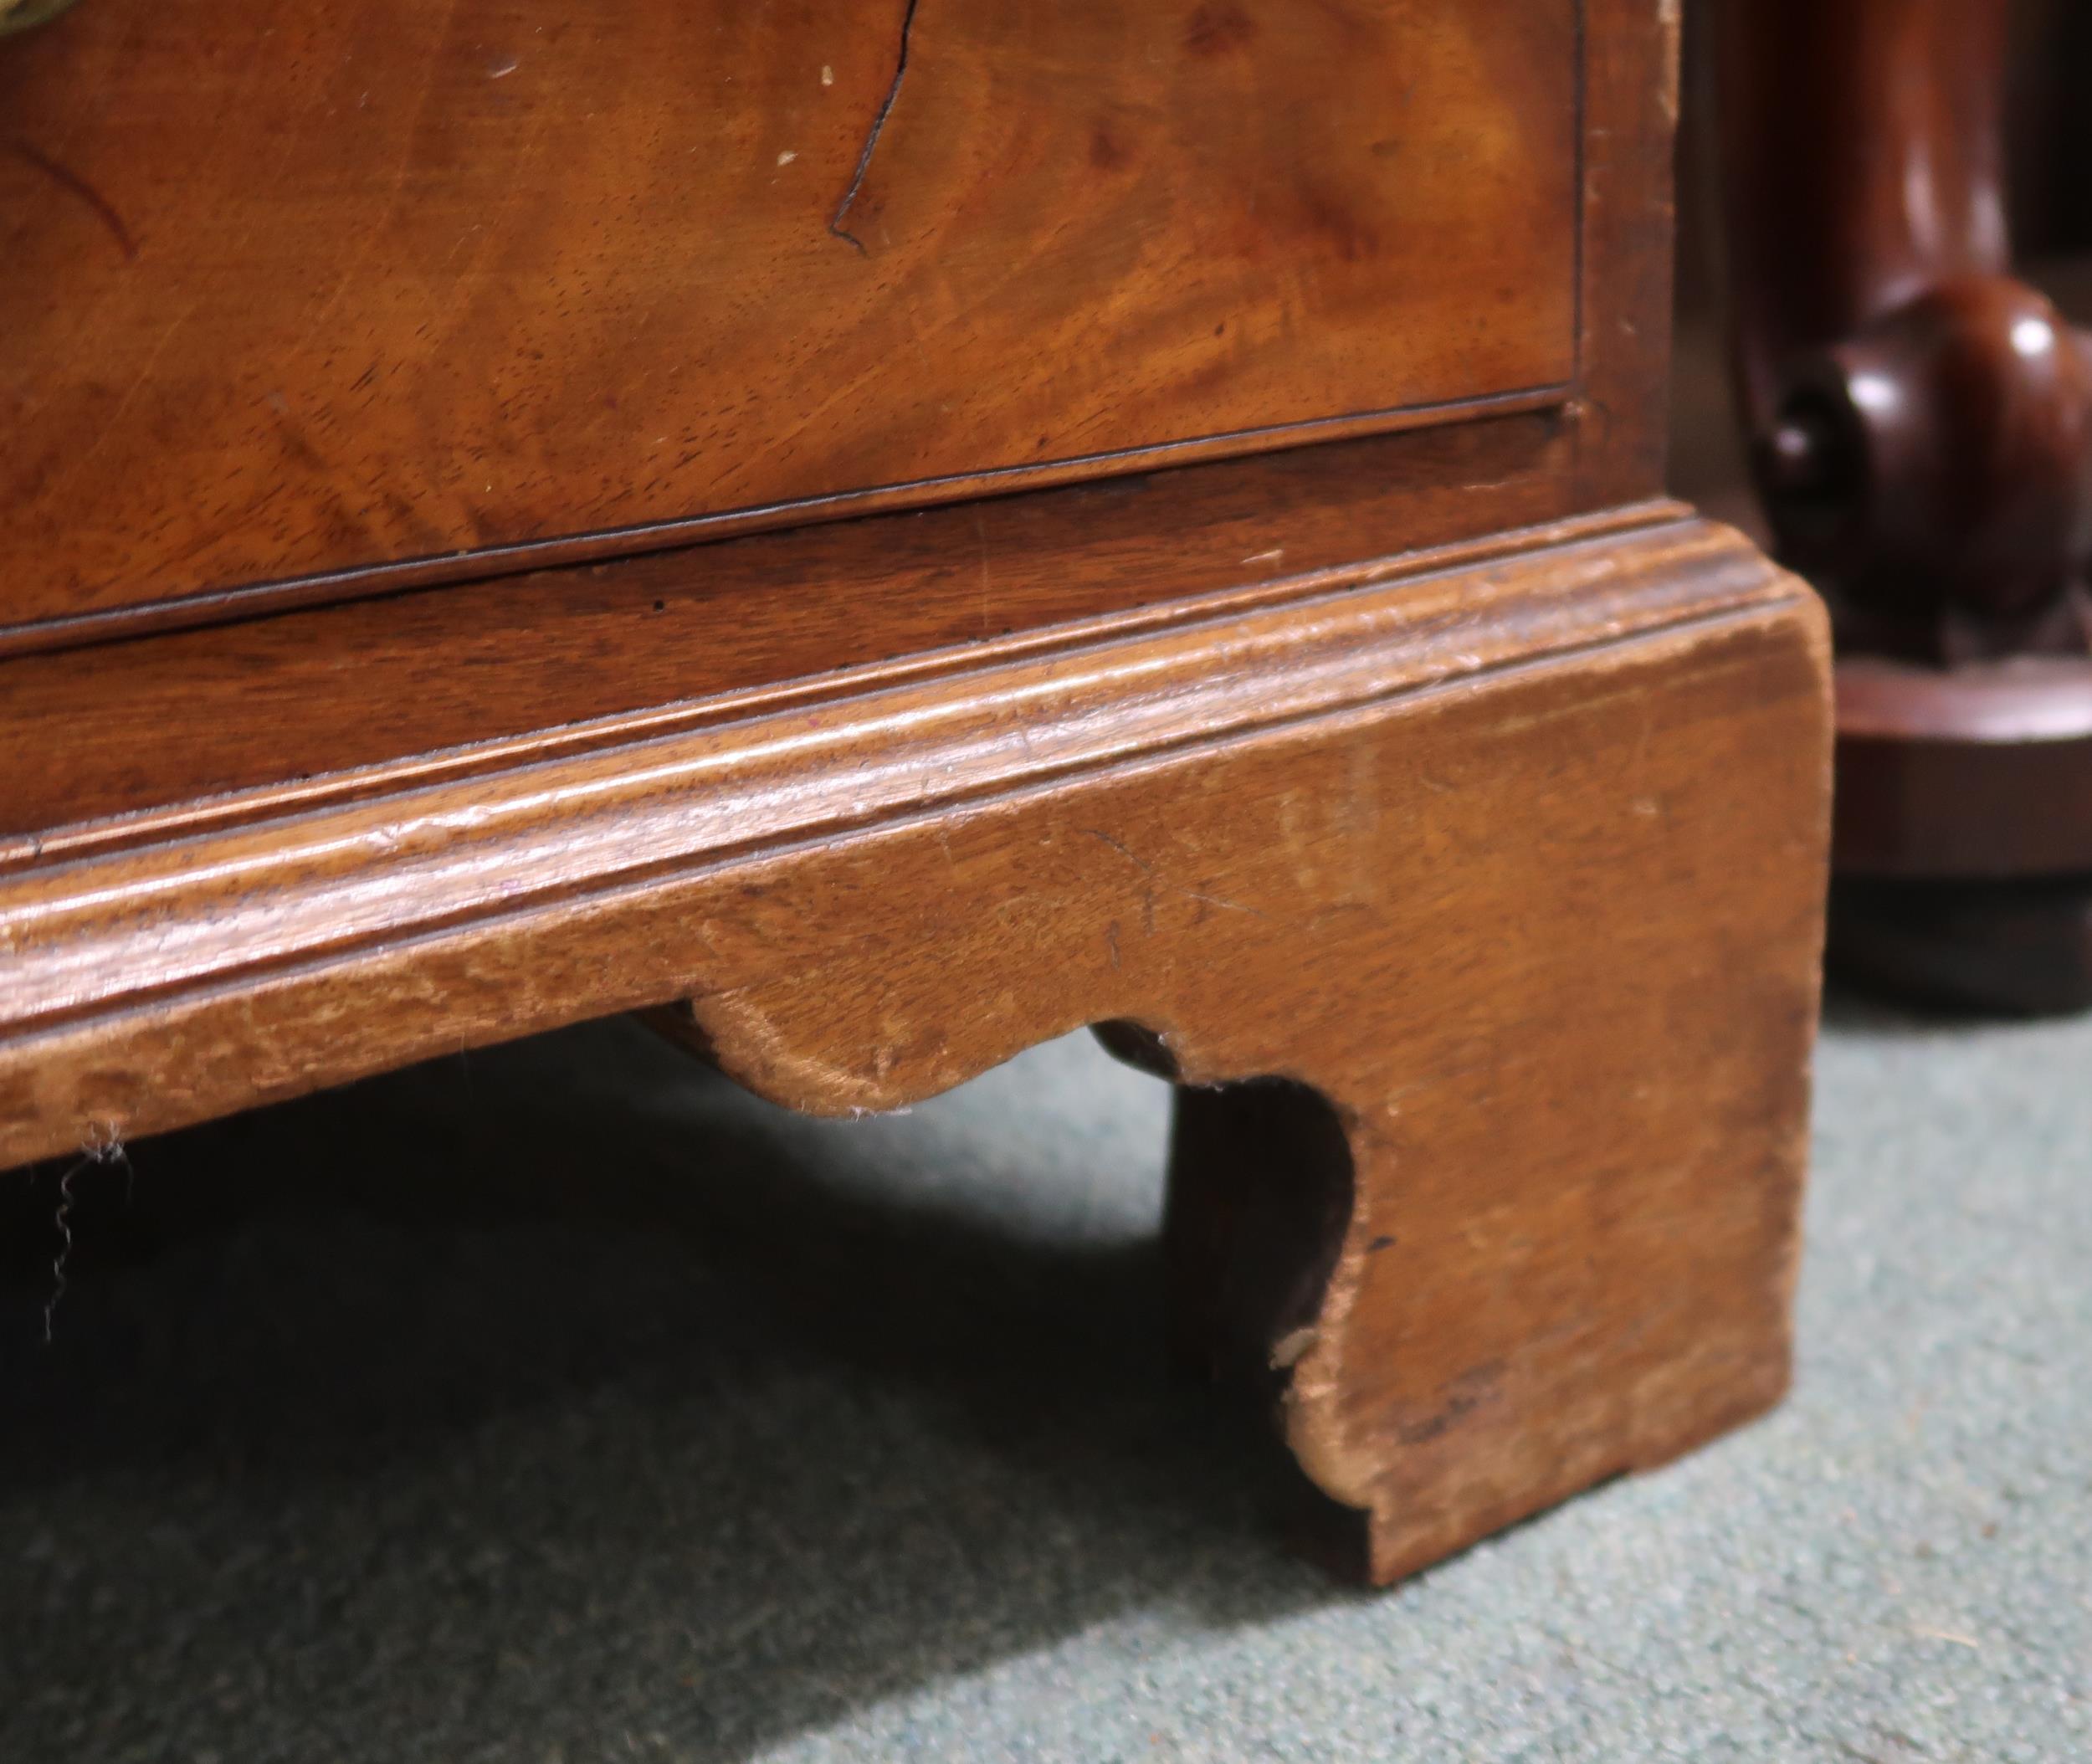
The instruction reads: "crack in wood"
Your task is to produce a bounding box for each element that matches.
[8,138,137,261]
[828,0,922,255]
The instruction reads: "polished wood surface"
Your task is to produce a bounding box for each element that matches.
[3,0,1829,1582]
[1714,0,2092,1008]
[0,506,1771,1056]
[0,421,1638,854]
[1720,0,2013,437]
[1718,0,2092,643]
[2,0,1579,633]
[0,511,1831,1583]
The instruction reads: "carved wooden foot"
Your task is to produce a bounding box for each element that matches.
[1149,569,1830,1577]
[0,507,1828,1585]
[609,512,1828,1583]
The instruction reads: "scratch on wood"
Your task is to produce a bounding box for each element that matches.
[8,138,138,261]
[828,0,921,254]
[1083,827,1151,872]
[1081,828,1269,921]
[1393,1360,1503,1445]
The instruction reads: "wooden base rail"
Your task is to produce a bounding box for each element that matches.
[0,503,1828,1582]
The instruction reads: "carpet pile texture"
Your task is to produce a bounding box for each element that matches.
[3,997,2085,1761]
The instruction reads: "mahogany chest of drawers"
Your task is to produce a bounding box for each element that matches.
[0,0,1828,1582]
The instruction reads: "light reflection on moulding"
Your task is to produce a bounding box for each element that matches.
[2010,314,2059,362]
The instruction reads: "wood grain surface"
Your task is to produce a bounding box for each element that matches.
[3,0,1579,630]
[0,510,1831,1582]
[0,0,1824,1586]
[0,422,1632,852]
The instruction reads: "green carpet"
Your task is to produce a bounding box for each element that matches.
[3,997,2086,1761]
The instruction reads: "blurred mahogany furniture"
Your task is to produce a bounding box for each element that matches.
[0,0,1828,1583]
[1719,0,2092,1010]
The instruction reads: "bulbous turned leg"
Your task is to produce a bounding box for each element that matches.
[1719,0,2092,1010]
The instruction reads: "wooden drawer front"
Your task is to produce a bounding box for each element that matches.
[2,0,1580,628]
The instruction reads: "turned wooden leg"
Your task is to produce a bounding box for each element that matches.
[1718,0,2092,1009]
